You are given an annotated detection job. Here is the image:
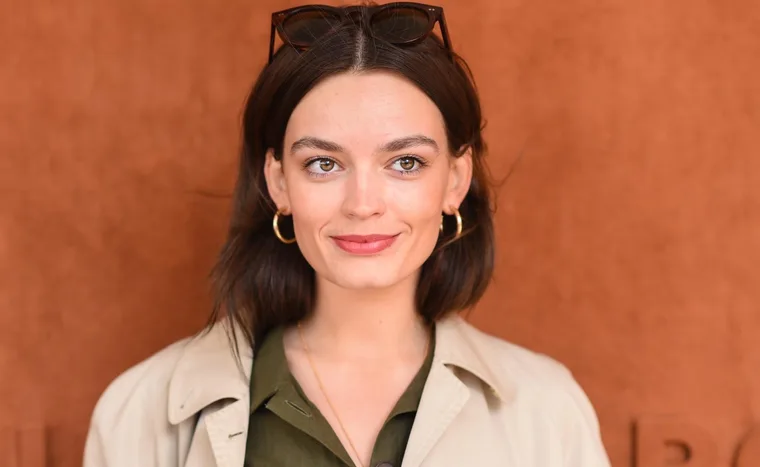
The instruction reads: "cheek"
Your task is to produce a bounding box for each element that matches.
[388,181,445,271]
[287,178,339,236]
[387,176,447,225]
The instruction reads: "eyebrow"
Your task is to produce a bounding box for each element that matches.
[380,135,439,153]
[290,137,345,155]
[289,134,439,156]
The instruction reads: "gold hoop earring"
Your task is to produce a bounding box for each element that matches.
[440,207,463,238]
[453,207,463,238]
[273,209,296,244]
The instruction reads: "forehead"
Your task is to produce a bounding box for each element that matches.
[285,71,447,148]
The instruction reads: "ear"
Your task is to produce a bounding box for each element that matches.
[264,148,291,212]
[442,145,473,214]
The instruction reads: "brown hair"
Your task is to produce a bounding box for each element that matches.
[208,4,496,348]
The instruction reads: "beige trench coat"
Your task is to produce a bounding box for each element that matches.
[83,315,611,467]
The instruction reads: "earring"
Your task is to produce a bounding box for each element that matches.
[273,209,296,244]
[440,207,463,238]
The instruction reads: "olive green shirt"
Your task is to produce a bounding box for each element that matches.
[244,326,435,467]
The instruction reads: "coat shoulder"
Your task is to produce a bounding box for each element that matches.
[455,318,575,388]
[93,336,193,424]
[453,318,611,466]
[83,335,195,466]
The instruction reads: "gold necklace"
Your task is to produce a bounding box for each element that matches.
[297,322,430,467]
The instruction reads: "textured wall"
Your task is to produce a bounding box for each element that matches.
[1,0,759,465]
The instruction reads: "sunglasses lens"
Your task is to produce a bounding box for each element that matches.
[282,10,343,47]
[371,6,431,43]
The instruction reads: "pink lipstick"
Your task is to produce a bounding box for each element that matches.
[331,234,399,255]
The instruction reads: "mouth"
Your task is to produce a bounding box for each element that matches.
[330,234,400,255]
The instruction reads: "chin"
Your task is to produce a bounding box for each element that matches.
[324,263,410,291]
[332,272,401,290]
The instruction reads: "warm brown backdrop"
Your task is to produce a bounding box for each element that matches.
[1,0,759,465]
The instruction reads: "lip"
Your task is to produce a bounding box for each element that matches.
[330,234,399,255]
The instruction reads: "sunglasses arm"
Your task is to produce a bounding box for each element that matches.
[268,21,277,63]
[438,10,452,52]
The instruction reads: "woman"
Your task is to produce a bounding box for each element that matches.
[84,2,611,467]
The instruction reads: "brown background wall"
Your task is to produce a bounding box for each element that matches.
[1,0,759,465]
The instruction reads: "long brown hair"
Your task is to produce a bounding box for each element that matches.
[208,4,496,350]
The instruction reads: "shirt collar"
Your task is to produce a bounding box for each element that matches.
[248,326,292,413]
[167,314,513,425]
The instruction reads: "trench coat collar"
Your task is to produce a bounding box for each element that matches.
[167,314,513,425]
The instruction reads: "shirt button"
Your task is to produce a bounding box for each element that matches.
[375,463,394,467]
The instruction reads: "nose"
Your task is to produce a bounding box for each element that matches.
[341,167,386,220]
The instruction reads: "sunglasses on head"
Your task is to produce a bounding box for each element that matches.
[268,2,451,64]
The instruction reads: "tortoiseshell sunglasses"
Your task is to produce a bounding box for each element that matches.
[268,2,452,63]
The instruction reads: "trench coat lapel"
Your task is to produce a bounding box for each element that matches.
[201,399,249,467]
[167,321,252,467]
[401,315,509,467]
[400,356,471,467]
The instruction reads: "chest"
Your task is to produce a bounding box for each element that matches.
[181,374,563,467]
[292,364,425,464]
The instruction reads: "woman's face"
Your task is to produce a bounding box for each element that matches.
[265,71,472,291]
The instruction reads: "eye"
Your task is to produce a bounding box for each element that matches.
[304,157,341,177]
[389,155,427,175]
[317,159,335,172]
[398,157,417,171]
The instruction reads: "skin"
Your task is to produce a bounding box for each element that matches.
[264,70,472,466]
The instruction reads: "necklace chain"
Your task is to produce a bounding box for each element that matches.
[296,322,430,467]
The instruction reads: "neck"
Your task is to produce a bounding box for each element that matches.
[298,273,429,360]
